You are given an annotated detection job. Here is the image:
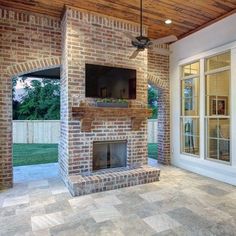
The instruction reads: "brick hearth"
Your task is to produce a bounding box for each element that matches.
[68,166,160,196]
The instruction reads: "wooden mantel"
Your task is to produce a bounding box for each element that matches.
[72,107,152,132]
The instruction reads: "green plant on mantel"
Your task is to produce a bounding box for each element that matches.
[95,98,128,104]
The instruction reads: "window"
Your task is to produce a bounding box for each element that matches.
[180,61,200,156]
[205,51,231,163]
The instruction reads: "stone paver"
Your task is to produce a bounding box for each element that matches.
[0,160,235,235]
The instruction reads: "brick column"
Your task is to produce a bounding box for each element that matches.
[0,7,61,189]
[157,88,171,164]
[59,7,149,185]
[148,51,171,165]
[58,11,70,183]
[0,72,13,189]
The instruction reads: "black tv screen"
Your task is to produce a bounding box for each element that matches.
[85,64,136,99]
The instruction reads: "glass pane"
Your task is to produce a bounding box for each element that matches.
[181,77,199,116]
[182,61,199,77]
[182,97,199,116]
[205,70,230,116]
[206,118,230,162]
[182,98,193,115]
[93,142,127,170]
[208,138,218,160]
[205,96,216,116]
[217,96,229,116]
[182,118,199,136]
[219,140,230,162]
[219,119,230,140]
[205,71,229,97]
[182,78,200,98]
[208,118,218,138]
[207,118,230,139]
[110,142,127,168]
[182,79,192,98]
[206,51,230,71]
[181,117,200,156]
[181,135,199,155]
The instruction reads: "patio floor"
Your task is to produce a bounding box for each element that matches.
[0,160,236,235]
[14,163,59,183]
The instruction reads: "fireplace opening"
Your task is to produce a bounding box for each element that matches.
[93,141,127,171]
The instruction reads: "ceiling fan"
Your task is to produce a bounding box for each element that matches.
[124,0,177,59]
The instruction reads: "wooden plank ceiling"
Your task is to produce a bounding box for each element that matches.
[0,0,236,39]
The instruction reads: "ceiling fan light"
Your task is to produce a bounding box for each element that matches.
[165,19,172,25]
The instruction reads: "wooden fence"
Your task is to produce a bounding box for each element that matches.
[13,119,158,144]
[147,119,158,143]
[13,120,60,144]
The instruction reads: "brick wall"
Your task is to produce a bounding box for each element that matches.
[0,7,61,189]
[59,6,149,183]
[0,6,170,190]
[148,51,171,164]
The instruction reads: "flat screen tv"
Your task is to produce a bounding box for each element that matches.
[85,64,136,99]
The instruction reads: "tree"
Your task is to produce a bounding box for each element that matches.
[14,78,60,120]
[12,77,21,120]
[148,85,158,119]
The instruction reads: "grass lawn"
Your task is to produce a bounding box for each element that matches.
[148,143,158,160]
[13,144,58,166]
[13,143,156,166]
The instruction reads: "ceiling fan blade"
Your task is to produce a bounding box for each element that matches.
[151,35,177,46]
[129,49,141,59]
[150,47,171,56]
[123,32,139,43]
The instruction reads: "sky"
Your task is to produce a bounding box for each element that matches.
[14,77,42,101]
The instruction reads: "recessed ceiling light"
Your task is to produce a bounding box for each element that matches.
[165,19,172,25]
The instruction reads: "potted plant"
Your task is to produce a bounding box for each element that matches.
[95,98,129,108]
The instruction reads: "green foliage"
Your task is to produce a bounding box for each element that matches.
[148,85,158,119]
[13,78,60,120]
[13,100,20,120]
[12,77,18,100]
[95,98,128,104]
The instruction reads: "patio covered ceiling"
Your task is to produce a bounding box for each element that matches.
[0,0,236,39]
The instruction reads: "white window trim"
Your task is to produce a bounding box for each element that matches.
[178,41,236,66]
[178,46,232,165]
[180,61,200,157]
[204,53,231,165]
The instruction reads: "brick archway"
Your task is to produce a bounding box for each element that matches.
[147,71,171,165]
[0,56,61,189]
[7,57,61,77]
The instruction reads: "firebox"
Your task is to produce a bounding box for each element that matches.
[93,141,127,171]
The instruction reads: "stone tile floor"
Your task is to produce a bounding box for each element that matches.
[0,159,236,236]
[14,163,59,183]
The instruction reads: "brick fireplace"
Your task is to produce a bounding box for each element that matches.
[60,6,160,196]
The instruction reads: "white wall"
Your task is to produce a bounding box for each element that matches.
[170,13,236,186]
[13,120,60,144]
